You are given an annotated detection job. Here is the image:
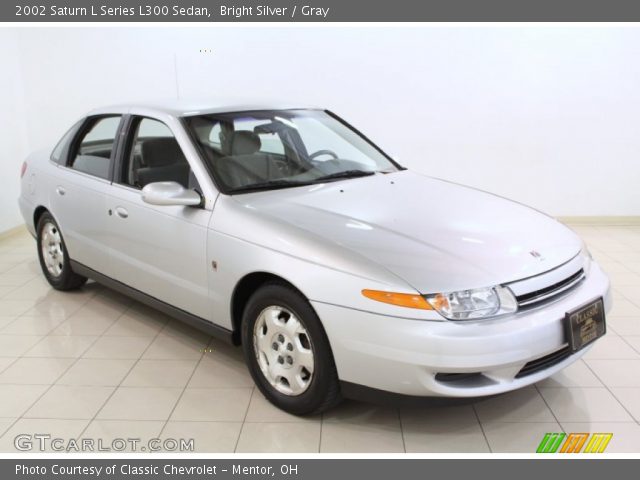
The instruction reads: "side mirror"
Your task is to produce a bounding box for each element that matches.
[141,181,202,207]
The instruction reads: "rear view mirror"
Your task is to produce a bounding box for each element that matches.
[141,181,202,207]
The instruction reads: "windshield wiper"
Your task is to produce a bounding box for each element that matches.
[227,170,376,194]
[227,179,313,194]
[313,170,376,183]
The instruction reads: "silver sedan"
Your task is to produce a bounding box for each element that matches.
[18,101,610,414]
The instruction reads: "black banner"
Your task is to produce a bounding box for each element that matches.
[4,459,640,480]
[5,0,640,22]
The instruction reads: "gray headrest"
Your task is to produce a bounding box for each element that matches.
[230,131,261,155]
[141,137,185,167]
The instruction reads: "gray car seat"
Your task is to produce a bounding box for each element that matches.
[136,137,191,188]
[216,131,280,188]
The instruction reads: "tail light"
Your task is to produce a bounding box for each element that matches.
[20,161,27,178]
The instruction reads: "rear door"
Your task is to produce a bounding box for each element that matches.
[50,115,123,276]
[104,115,213,320]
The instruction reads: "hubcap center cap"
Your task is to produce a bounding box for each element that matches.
[271,332,295,369]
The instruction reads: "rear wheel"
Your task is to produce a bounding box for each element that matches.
[36,212,87,291]
[241,282,341,415]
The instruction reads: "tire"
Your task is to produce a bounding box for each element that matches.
[36,212,87,291]
[241,282,342,415]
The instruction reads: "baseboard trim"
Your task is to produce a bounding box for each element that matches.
[557,216,640,226]
[0,224,27,241]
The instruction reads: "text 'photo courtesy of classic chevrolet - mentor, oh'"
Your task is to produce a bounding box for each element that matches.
[17,101,611,414]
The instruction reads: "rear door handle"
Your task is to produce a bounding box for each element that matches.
[115,207,129,219]
[55,186,66,196]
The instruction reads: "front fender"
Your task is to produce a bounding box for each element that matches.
[207,228,443,332]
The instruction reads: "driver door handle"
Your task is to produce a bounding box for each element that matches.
[115,207,129,219]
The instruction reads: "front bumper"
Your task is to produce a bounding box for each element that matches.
[313,262,611,397]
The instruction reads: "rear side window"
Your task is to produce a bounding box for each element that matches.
[69,116,122,179]
[51,121,82,164]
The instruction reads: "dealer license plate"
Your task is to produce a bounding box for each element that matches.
[565,298,606,352]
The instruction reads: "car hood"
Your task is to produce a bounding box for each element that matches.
[231,170,582,293]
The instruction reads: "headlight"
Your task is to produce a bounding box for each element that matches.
[425,286,518,321]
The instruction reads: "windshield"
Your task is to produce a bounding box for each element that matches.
[183,109,401,193]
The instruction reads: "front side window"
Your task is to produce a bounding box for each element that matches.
[69,116,121,179]
[183,109,400,193]
[121,117,199,190]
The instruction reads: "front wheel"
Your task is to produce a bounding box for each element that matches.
[36,212,87,291]
[241,282,341,415]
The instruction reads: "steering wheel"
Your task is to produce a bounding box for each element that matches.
[309,149,339,161]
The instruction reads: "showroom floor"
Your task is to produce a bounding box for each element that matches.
[0,225,639,453]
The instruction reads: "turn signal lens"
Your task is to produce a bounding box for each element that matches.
[20,161,27,179]
[361,289,433,310]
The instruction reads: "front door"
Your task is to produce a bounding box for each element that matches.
[105,116,213,320]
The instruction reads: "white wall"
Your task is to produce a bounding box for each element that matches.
[2,26,640,232]
[0,29,29,233]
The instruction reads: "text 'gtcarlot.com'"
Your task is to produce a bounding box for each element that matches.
[14,434,194,452]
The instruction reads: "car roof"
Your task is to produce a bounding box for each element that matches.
[88,99,321,117]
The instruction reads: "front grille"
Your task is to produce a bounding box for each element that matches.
[515,269,585,308]
[515,346,572,378]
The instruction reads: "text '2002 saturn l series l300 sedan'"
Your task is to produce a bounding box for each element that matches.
[18,101,610,414]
